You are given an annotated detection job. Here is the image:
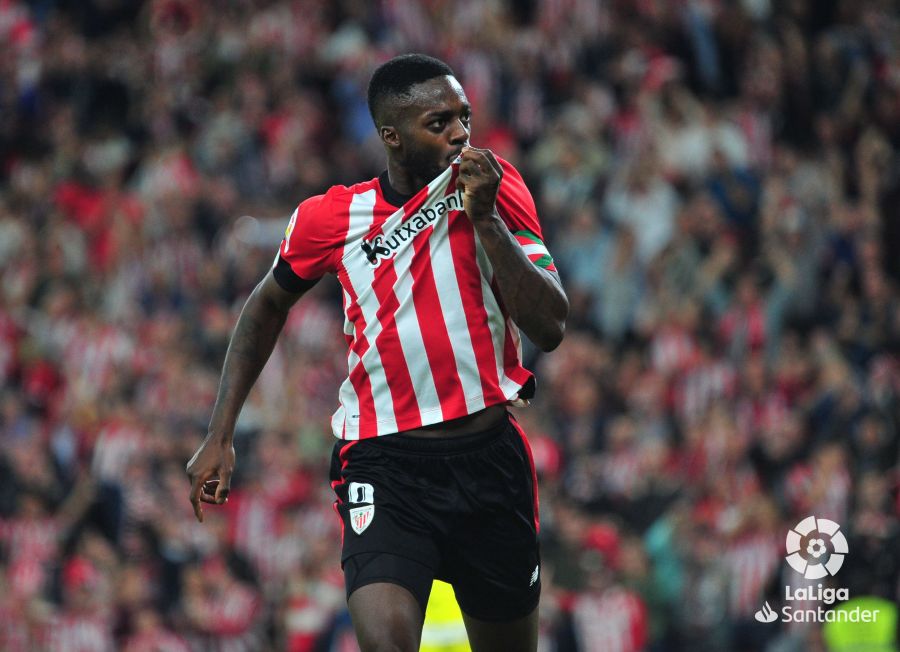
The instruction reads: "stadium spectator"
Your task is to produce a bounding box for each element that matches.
[1,0,898,649]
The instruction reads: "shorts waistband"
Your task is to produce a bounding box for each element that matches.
[364,414,511,455]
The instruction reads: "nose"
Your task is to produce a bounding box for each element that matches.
[449,119,469,145]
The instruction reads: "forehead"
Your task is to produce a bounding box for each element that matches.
[402,75,468,116]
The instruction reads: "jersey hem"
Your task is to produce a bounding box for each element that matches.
[332,375,533,440]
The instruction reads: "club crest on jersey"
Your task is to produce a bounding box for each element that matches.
[347,482,375,534]
[360,191,463,267]
[283,207,299,253]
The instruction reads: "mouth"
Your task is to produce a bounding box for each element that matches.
[447,149,464,164]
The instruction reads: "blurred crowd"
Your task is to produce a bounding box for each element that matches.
[1,0,899,650]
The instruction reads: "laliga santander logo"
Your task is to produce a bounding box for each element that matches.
[755,516,880,624]
[785,516,848,579]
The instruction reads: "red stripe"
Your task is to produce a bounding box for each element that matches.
[447,213,504,404]
[492,279,532,389]
[409,219,467,418]
[330,441,361,547]
[508,415,540,533]
[339,440,359,466]
[337,307,377,439]
[367,194,422,432]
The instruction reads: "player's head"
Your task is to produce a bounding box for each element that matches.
[367,53,471,180]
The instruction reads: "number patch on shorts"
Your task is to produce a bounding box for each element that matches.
[347,482,375,534]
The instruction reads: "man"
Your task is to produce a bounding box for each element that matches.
[186,53,568,652]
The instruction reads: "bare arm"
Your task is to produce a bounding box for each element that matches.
[458,147,568,351]
[186,269,310,521]
[475,217,568,350]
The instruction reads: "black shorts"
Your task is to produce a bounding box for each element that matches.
[329,412,541,622]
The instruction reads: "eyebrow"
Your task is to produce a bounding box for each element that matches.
[423,104,471,119]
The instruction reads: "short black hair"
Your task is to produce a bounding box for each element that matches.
[367,53,455,127]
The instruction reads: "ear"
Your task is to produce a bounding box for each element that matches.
[380,125,401,150]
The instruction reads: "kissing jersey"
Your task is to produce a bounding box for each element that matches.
[274,157,556,439]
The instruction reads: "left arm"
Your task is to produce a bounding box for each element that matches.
[457,147,568,351]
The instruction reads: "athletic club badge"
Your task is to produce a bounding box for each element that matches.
[349,505,374,534]
[347,481,375,534]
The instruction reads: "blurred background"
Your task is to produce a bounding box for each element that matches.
[1,0,899,650]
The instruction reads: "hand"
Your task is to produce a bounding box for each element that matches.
[185,435,235,522]
[456,146,503,222]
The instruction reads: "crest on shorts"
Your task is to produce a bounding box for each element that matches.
[347,482,375,534]
[349,505,374,534]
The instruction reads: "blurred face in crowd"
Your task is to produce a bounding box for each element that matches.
[381,75,471,182]
[19,493,46,519]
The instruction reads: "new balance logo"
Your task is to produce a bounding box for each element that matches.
[754,602,778,623]
[529,565,539,587]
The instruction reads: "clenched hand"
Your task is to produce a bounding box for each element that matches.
[456,146,503,221]
[185,436,235,522]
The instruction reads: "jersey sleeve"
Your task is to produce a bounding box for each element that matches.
[494,158,557,272]
[272,193,336,291]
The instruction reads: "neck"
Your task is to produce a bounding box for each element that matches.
[385,158,429,197]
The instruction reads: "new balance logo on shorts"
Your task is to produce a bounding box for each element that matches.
[529,564,539,586]
[348,482,375,535]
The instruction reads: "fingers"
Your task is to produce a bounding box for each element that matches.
[189,473,232,521]
[460,146,502,178]
[200,479,219,504]
[189,472,209,522]
[458,157,482,181]
[215,469,232,504]
[456,147,502,218]
[186,439,236,521]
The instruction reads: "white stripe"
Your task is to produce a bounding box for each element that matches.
[333,347,361,437]
[429,189,485,412]
[391,218,442,423]
[336,190,397,437]
[341,289,354,336]
[334,291,359,437]
[520,243,550,258]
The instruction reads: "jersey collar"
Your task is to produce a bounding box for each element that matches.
[378,171,416,208]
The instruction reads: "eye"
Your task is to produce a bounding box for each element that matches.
[429,119,446,131]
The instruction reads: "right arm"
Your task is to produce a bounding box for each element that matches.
[186,269,311,521]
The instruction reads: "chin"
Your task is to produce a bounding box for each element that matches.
[405,151,448,182]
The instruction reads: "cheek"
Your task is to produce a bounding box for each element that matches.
[406,132,442,154]
[403,136,444,166]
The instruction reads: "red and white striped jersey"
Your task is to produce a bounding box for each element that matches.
[571,586,648,652]
[725,532,782,618]
[39,614,115,652]
[275,158,555,439]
